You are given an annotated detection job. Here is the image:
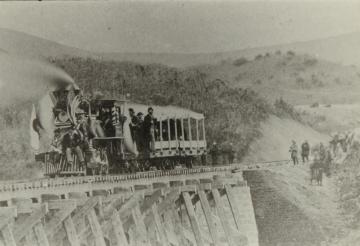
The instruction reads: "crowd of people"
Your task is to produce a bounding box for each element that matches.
[289,140,333,186]
[128,107,157,153]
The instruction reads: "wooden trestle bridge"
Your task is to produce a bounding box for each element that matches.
[0,161,290,246]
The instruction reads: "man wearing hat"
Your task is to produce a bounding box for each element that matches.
[135,112,144,152]
[143,107,157,152]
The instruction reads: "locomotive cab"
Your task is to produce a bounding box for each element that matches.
[90,99,128,173]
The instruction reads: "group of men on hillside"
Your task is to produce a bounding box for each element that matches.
[289,140,333,186]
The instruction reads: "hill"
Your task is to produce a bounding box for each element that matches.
[99,32,360,68]
[195,52,360,105]
[0,28,95,60]
[2,28,360,68]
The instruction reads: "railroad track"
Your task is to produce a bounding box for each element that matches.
[0,160,290,202]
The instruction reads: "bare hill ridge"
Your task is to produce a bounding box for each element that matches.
[2,28,360,68]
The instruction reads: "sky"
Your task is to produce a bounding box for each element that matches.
[0,1,360,53]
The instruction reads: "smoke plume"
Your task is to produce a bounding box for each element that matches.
[0,52,74,107]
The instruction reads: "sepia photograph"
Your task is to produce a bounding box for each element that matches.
[0,0,359,245]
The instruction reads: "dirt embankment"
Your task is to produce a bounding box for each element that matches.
[242,115,346,245]
[244,115,330,162]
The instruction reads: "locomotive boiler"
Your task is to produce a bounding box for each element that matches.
[31,85,207,177]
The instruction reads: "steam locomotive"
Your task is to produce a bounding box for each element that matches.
[31,85,207,177]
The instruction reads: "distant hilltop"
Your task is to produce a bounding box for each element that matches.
[1,28,360,68]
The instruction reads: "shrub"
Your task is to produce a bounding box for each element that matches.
[310,102,319,108]
[287,50,295,56]
[255,54,263,60]
[273,97,301,121]
[303,58,318,66]
[233,57,248,66]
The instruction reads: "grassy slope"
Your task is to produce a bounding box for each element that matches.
[196,52,360,105]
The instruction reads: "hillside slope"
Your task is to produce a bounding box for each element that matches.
[296,104,360,133]
[244,115,330,163]
[197,52,360,105]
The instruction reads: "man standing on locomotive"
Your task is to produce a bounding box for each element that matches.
[128,108,138,138]
[143,107,156,152]
[136,112,144,152]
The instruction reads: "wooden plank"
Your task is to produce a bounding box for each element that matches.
[225,185,242,230]
[47,200,77,210]
[63,216,80,246]
[16,204,43,214]
[181,226,196,245]
[132,205,150,246]
[1,224,16,246]
[151,204,169,246]
[123,189,164,231]
[87,209,106,246]
[73,197,100,222]
[45,205,76,238]
[0,215,15,231]
[212,189,237,246]
[182,192,204,246]
[0,207,17,218]
[165,209,181,246]
[198,190,221,245]
[143,188,180,228]
[140,189,164,213]
[102,197,124,220]
[79,194,140,242]
[13,204,48,243]
[33,223,50,246]
[24,230,37,246]
[111,210,129,246]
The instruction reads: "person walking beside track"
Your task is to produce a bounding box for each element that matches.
[301,140,310,163]
[289,140,299,165]
[310,152,323,186]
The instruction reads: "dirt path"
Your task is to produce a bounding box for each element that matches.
[242,115,346,245]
